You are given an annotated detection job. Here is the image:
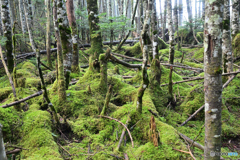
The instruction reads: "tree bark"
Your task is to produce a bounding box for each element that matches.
[162,0,167,41]
[46,0,52,68]
[66,0,80,73]
[57,0,73,89]
[0,124,7,160]
[231,0,239,39]
[186,0,193,33]
[87,0,104,58]
[18,0,26,35]
[168,0,174,64]
[116,0,139,50]
[136,0,151,114]
[178,0,183,26]
[222,0,233,75]
[174,0,180,50]
[204,0,223,159]
[8,0,15,27]
[53,0,66,102]
[1,0,13,72]
[151,0,158,59]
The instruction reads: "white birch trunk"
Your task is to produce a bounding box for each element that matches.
[204,0,223,159]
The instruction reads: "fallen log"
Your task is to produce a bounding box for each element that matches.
[111,53,203,72]
[79,40,139,48]
[110,54,142,69]
[161,70,240,87]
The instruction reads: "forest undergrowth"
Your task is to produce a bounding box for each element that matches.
[0,39,240,160]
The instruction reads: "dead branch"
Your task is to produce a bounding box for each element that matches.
[57,142,71,156]
[178,133,204,150]
[40,61,53,71]
[148,109,159,117]
[116,119,129,151]
[0,91,43,108]
[0,46,17,98]
[180,105,204,126]
[223,69,240,88]
[6,149,21,155]
[98,115,134,148]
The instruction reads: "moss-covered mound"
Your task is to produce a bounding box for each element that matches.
[20,104,62,159]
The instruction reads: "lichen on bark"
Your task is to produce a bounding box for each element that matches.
[1,0,13,72]
[87,0,104,59]
[204,0,223,159]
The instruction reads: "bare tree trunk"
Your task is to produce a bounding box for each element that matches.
[53,0,66,102]
[168,0,174,64]
[163,0,167,41]
[87,0,104,58]
[198,0,201,18]
[24,0,60,127]
[202,0,205,28]
[57,0,73,89]
[19,0,26,34]
[8,0,15,27]
[0,124,7,160]
[232,0,239,38]
[204,0,223,159]
[136,0,151,114]
[66,0,80,73]
[1,0,13,72]
[0,46,16,98]
[116,0,139,50]
[174,0,180,50]
[152,0,158,59]
[222,0,233,75]
[186,0,193,32]
[178,0,183,26]
[46,0,52,68]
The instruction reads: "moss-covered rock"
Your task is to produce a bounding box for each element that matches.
[192,47,204,62]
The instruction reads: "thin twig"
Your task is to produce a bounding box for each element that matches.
[57,142,71,156]
[98,115,134,148]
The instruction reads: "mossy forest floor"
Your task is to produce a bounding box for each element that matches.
[0,42,240,160]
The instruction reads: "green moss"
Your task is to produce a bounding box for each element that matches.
[21,61,37,73]
[158,38,168,50]
[0,107,20,141]
[232,33,240,57]
[196,32,203,43]
[192,47,204,62]
[20,108,62,159]
[223,19,230,30]
[0,87,12,101]
[122,42,142,58]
